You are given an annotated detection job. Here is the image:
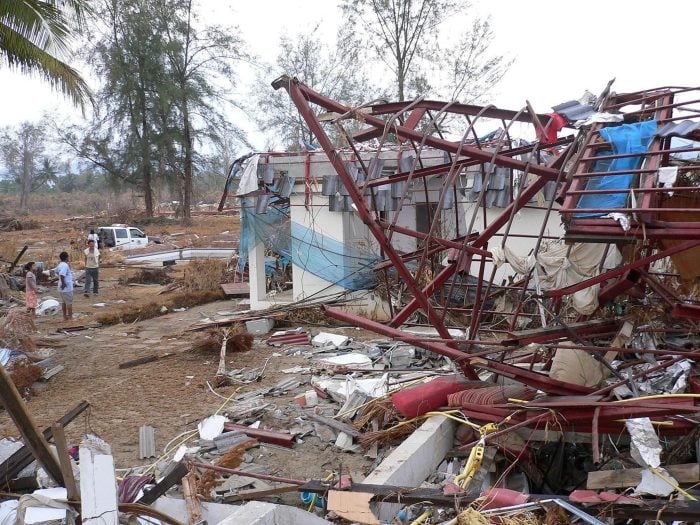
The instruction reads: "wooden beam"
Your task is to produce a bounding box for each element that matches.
[51,424,79,501]
[0,400,90,486]
[182,471,202,524]
[587,463,700,490]
[0,365,64,486]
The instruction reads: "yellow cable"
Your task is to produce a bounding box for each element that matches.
[145,387,241,475]
[409,509,433,525]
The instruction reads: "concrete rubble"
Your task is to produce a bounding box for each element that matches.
[0,81,700,524]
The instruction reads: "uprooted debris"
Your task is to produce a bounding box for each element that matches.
[95,289,225,325]
[118,267,174,285]
[191,325,254,354]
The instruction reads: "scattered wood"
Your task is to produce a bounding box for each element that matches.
[52,423,79,501]
[0,364,64,486]
[221,282,250,296]
[307,413,360,438]
[182,471,203,524]
[587,463,700,489]
[0,400,90,486]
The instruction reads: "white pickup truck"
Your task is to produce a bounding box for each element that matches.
[97,225,149,250]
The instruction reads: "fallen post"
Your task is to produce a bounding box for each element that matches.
[0,400,90,485]
[0,364,64,486]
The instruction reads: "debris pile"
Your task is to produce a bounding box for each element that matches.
[1,80,700,524]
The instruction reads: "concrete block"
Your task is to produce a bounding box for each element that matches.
[79,436,119,525]
[216,501,332,525]
[245,318,275,335]
[152,497,240,524]
[363,415,455,522]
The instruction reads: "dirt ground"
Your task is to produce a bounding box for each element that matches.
[0,214,373,482]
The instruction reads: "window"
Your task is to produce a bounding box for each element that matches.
[129,228,146,239]
[115,228,128,239]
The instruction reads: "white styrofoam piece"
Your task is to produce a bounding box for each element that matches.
[198,415,227,440]
[317,353,372,368]
[312,332,349,349]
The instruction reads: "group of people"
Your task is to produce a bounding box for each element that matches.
[24,230,101,321]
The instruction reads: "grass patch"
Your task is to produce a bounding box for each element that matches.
[95,289,225,325]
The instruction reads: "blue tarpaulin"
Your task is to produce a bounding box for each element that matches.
[575,120,657,217]
[238,199,378,291]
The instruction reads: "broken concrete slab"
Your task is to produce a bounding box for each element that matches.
[361,415,455,522]
[152,496,241,524]
[216,501,333,525]
[79,435,118,525]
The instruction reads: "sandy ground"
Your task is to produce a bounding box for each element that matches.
[0,214,372,483]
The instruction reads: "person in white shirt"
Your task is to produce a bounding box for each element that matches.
[87,229,100,248]
[83,239,100,297]
[56,251,74,320]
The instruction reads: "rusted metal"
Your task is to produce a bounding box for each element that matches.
[270,76,700,395]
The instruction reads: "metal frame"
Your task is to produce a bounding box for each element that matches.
[273,75,700,394]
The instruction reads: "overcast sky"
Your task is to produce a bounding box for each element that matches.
[0,0,696,149]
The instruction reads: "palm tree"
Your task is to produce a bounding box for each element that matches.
[0,0,93,108]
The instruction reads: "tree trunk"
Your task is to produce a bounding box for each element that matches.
[181,102,193,224]
[139,93,154,217]
[20,150,31,212]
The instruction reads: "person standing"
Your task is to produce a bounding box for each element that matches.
[24,262,38,316]
[87,229,100,248]
[56,251,73,320]
[83,239,99,297]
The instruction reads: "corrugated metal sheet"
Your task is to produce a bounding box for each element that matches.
[656,120,700,139]
[552,100,595,123]
[138,426,155,459]
[267,330,310,346]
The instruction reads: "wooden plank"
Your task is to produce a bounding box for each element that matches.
[182,471,202,524]
[0,365,64,486]
[0,400,90,485]
[307,413,360,438]
[51,424,79,501]
[221,484,299,503]
[587,463,700,489]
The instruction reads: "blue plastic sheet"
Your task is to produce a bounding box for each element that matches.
[238,199,378,290]
[575,120,657,217]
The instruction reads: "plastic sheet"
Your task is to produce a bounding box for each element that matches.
[239,199,379,290]
[575,120,657,217]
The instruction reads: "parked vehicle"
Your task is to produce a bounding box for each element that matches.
[97,225,149,250]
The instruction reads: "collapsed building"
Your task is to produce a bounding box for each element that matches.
[215,79,700,521]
